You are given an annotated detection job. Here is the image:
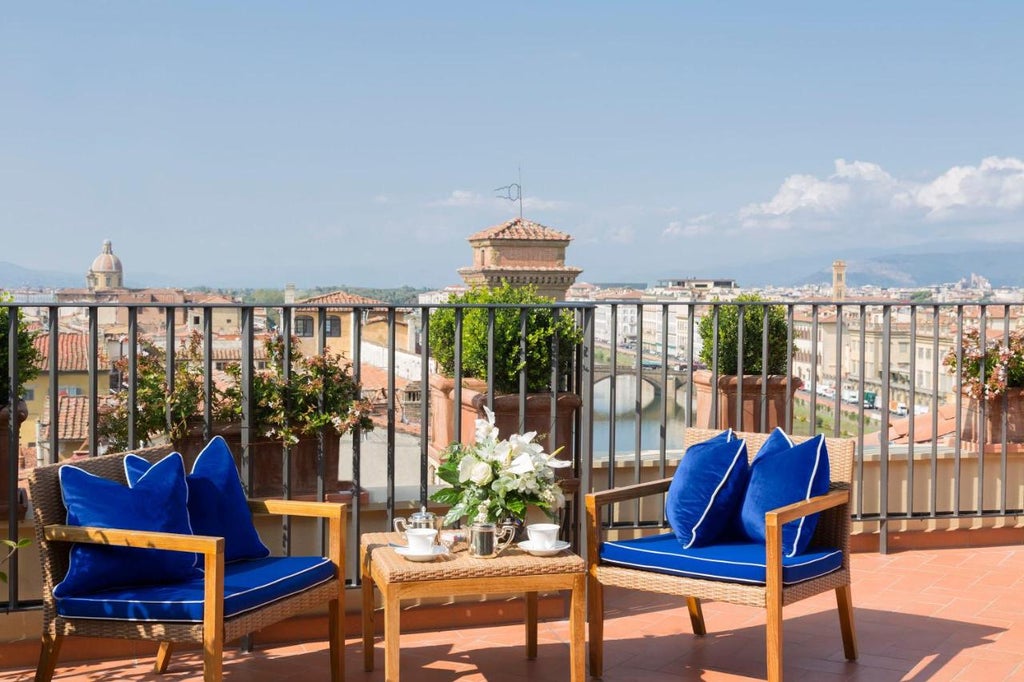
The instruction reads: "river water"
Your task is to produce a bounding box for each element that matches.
[591,375,688,456]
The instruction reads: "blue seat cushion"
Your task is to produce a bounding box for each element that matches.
[55,556,335,622]
[739,429,830,558]
[126,436,270,563]
[665,429,749,548]
[54,452,201,598]
[601,533,842,585]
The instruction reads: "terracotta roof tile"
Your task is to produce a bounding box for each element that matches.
[862,403,958,446]
[457,264,583,273]
[39,394,91,442]
[468,217,572,242]
[297,291,385,307]
[32,333,108,372]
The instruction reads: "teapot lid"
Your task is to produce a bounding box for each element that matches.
[409,505,435,521]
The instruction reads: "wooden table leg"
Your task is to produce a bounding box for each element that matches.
[383,585,401,682]
[569,574,585,682]
[362,552,375,672]
[526,591,538,659]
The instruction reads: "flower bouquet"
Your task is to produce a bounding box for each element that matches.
[430,407,570,526]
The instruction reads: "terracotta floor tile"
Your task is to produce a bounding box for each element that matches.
[8,545,1024,681]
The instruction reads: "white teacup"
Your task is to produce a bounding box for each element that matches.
[526,523,560,549]
[406,527,438,554]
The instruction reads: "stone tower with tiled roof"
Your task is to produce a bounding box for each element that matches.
[457,217,582,300]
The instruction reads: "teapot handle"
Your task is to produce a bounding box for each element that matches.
[393,518,408,534]
[494,524,517,556]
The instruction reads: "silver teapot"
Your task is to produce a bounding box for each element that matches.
[394,506,443,543]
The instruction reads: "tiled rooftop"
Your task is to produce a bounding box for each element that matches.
[469,217,572,242]
[32,333,106,372]
[5,542,1024,681]
[297,290,386,307]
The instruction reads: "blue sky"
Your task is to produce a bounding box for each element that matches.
[3,2,1023,289]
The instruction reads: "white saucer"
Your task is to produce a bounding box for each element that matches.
[518,540,570,557]
[394,545,449,562]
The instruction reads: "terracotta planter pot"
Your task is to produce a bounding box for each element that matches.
[428,373,582,467]
[0,400,28,519]
[174,424,342,499]
[427,374,489,455]
[960,388,1024,445]
[693,369,803,433]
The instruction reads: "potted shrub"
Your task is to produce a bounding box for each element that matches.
[945,327,1024,445]
[693,293,800,432]
[0,295,41,519]
[99,330,374,497]
[427,282,583,460]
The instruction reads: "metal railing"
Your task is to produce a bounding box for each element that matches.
[3,297,1023,610]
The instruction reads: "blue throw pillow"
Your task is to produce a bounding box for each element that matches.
[665,429,750,548]
[739,429,830,557]
[54,452,200,598]
[125,436,270,563]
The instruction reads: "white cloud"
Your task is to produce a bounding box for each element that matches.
[664,214,716,237]
[670,156,1024,240]
[915,156,1024,218]
[430,190,487,208]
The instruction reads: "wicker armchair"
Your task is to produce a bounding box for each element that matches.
[586,428,857,682]
[28,445,347,682]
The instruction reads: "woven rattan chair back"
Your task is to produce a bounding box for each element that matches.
[587,427,858,682]
[26,444,347,682]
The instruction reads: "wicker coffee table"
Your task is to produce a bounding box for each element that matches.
[360,531,586,682]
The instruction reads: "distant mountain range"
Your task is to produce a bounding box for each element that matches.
[739,242,1024,289]
[4,242,1024,291]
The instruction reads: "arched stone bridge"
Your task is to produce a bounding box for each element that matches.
[592,364,691,396]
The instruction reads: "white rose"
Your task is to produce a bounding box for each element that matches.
[469,460,494,486]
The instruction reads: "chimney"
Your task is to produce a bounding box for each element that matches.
[284,283,296,304]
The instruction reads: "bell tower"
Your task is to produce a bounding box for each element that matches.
[832,259,847,302]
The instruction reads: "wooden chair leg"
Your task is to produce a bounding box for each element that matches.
[766,596,783,682]
[154,641,174,673]
[836,584,858,660]
[203,639,223,682]
[686,597,706,636]
[34,632,62,682]
[328,597,343,682]
[587,576,604,677]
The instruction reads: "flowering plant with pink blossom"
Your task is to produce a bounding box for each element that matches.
[945,328,1024,399]
[430,407,570,525]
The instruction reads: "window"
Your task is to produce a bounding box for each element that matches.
[295,315,314,337]
[193,315,201,325]
[326,316,341,337]
[22,388,35,401]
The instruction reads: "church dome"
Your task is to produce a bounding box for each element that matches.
[90,240,123,273]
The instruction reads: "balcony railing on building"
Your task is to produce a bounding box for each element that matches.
[4,297,1024,613]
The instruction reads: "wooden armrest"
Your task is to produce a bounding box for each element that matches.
[584,478,673,570]
[248,499,347,569]
[764,489,850,526]
[44,524,223,556]
[585,478,673,508]
[248,498,346,521]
